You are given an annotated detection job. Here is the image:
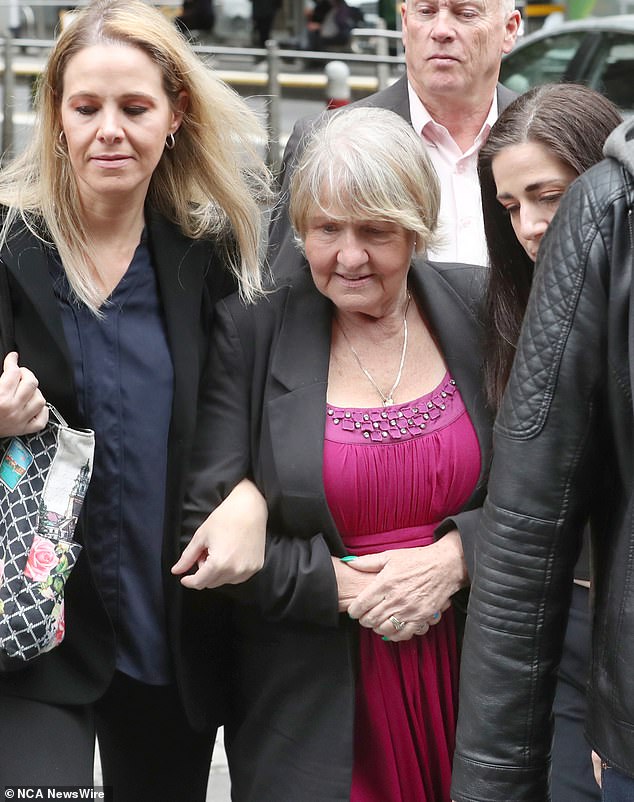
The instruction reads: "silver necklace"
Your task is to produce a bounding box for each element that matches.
[337,292,411,407]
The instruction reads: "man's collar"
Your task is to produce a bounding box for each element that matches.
[407,81,499,152]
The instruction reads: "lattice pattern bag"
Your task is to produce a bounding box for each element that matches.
[0,261,94,667]
[0,409,94,664]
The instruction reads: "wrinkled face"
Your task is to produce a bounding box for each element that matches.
[401,0,519,106]
[492,141,578,262]
[304,208,416,319]
[60,43,185,208]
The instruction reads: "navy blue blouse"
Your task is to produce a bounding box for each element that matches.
[51,236,174,685]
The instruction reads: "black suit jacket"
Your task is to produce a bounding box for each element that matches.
[0,210,235,731]
[184,258,492,799]
[268,74,518,276]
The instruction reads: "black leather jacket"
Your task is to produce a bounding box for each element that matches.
[451,118,634,801]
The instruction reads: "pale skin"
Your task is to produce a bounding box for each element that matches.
[172,478,268,589]
[0,352,49,436]
[492,141,578,262]
[305,208,469,641]
[401,0,520,150]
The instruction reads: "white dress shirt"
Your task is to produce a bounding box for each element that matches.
[408,82,498,266]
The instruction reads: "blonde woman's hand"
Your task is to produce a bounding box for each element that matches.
[172,478,267,589]
[331,556,378,613]
[0,352,48,436]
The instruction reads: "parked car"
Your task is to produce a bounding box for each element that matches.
[500,15,634,115]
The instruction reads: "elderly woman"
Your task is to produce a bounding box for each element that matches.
[181,106,492,802]
[0,0,269,797]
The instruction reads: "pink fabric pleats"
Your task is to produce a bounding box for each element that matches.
[323,375,480,802]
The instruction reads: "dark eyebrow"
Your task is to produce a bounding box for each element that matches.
[497,179,567,200]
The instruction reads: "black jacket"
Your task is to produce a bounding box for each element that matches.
[452,118,634,800]
[183,259,492,800]
[0,210,234,732]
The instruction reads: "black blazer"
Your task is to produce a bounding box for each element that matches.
[268,74,518,274]
[184,259,492,800]
[0,210,234,732]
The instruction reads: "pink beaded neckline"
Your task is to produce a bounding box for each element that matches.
[325,374,461,444]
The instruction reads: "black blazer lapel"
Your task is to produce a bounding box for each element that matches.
[2,225,71,364]
[146,210,210,443]
[409,260,492,496]
[2,224,78,418]
[266,268,344,548]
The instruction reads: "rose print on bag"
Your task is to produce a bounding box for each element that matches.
[24,534,59,582]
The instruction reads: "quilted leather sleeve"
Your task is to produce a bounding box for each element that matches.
[451,161,628,802]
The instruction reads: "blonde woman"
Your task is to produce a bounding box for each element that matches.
[0,0,268,797]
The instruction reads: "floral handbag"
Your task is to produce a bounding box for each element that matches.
[0,261,95,668]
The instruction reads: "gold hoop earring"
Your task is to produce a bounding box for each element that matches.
[59,130,65,144]
[165,133,176,150]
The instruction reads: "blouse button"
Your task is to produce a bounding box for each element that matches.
[355,421,361,429]
[333,418,340,424]
[363,431,370,439]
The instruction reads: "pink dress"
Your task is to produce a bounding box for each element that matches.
[322,373,481,802]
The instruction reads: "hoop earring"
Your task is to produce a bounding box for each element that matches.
[165,132,176,150]
[58,130,65,144]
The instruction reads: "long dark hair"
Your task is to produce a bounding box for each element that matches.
[480,83,622,408]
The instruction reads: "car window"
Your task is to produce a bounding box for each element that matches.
[500,31,589,94]
[587,33,634,114]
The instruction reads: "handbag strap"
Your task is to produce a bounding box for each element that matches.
[0,258,15,361]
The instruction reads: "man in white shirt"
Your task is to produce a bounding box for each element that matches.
[269,0,521,269]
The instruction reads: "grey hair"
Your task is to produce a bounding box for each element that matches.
[289,106,440,254]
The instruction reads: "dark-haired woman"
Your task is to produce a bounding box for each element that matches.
[476,82,621,802]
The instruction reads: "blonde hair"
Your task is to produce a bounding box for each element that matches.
[0,0,271,309]
[289,107,439,254]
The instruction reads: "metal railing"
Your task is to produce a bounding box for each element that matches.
[0,31,405,172]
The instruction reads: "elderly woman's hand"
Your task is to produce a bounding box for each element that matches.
[0,352,49,437]
[345,530,468,641]
[172,478,267,589]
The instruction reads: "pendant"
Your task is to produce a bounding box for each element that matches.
[383,397,394,407]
